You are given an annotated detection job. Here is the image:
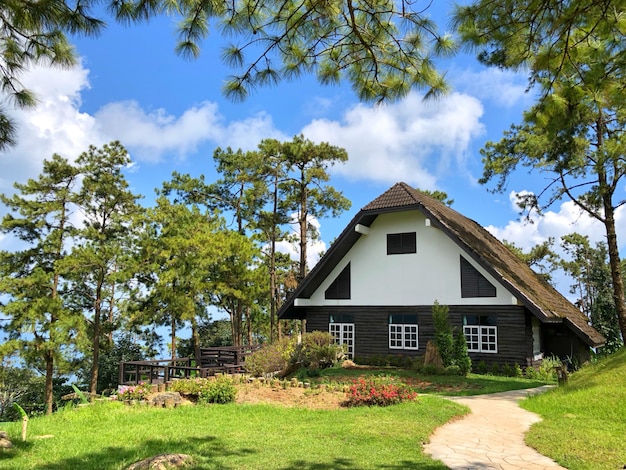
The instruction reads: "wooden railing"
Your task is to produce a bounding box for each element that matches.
[118,345,261,386]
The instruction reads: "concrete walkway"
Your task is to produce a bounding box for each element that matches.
[424,386,566,470]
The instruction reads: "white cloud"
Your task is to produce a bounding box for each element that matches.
[276,214,327,269]
[452,67,532,108]
[0,63,100,191]
[486,191,623,251]
[301,92,484,189]
[0,61,290,191]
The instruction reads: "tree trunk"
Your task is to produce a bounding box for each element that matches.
[191,318,200,363]
[90,279,103,395]
[45,350,54,415]
[603,196,626,341]
[171,317,177,360]
[246,307,252,345]
[270,175,278,342]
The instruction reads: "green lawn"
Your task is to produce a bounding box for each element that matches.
[316,367,549,395]
[1,396,464,469]
[522,348,626,470]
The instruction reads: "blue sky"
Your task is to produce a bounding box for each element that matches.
[1,6,624,300]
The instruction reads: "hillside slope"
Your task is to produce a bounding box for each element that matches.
[522,348,626,470]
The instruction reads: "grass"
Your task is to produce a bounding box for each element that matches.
[315,367,549,395]
[521,348,626,470]
[0,397,464,470]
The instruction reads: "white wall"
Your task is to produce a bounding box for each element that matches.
[305,210,516,306]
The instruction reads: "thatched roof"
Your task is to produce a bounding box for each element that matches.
[278,182,605,347]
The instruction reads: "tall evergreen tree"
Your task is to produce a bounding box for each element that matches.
[560,233,623,354]
[0,155,81,414]
[279,135,351,282]
[65,142,143,394]
[1,1,456,150]
[134,197,219,359]
[455,0,626,342]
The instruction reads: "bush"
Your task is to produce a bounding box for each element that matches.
[444,365,462,376]
[474,361,487,375]
[355,354,418,368]
[452,330,472,375]
[299,331,344,369]
[117,383,152,401]
[432,302,454,367]
[169,376,237,404]
[244,333,344,377]
[198,376,237,404]
[344,376,417,407]
[244,337,293,376]
[537,356,561,381]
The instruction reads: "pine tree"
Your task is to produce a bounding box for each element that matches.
[0,155,81,414]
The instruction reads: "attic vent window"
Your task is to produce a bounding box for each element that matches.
[387,232,416,255]
[325,263,351,299]
[460,256,496,298]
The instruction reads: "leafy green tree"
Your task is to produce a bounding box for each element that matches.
[279,135,351,281]
[149,0,455,102]
[456,1,626,342]
[0,0,103,149]
[65,142,143,394]
[0,155,81,414]
[560,233,622,354]
[207,229,264,346]
[3,1,455,150]
[453,330,472,376]
[134,197,220,359]
[503,238,559,284]
[432,301,453,367]
[419,189,454,207]
[77,334,144,394]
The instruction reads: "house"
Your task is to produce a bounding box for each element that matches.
[278,182,605,366]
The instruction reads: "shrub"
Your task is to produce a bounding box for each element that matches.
[244,337,293,376]
[452,330,472,375]
[444,365,462,376]
[343,376,417,407]
[490,363,500,376]
[244,333,344,377]
[198,376,237,404]
[474,361,487,375]
[298,331,344,369]
[538,356,561,381]
[514,363,524,378]
[169,378,208,396]
[432,302,454,367]
[117,383,152,401]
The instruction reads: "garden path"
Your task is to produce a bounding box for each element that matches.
[424,386,567,470]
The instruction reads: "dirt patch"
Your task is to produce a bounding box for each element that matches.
[235,383,346,410]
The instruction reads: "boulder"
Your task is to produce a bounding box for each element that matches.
[127,453,193,470]
[149,392,183,408]
[0,431,13,449]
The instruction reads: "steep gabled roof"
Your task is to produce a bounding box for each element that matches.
[278,182,605,347]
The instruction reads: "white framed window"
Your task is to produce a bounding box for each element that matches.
[463,315,497,353]
[329,314,354,359]
[388,314,418,350]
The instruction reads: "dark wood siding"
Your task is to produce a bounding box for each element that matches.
[460,256,496,298]
[324,263,351,299]
[303,304,536,366]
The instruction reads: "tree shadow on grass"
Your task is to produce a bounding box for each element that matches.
[6,435,257,470]
[278,457,448,470]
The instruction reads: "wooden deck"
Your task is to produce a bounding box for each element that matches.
[118,345,260,385]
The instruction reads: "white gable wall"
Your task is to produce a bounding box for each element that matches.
[306,210,516,306]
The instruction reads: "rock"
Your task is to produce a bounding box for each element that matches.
[127,453,193,470]
[341,359,357,368]
[150,392,183,408]
[424,341,444,368]
[0,431,13,449]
